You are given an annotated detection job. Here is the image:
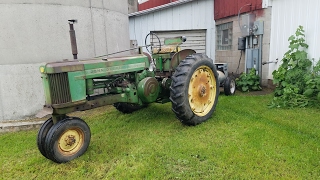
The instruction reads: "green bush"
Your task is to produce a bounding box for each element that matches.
[236,68,262,92]
[270,26,320,108]
[304,60,320,100]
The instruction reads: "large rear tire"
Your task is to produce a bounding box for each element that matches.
[44,117,91,163]
[170,53,219,126]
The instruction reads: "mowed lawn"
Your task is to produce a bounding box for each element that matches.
[0,92,319,179]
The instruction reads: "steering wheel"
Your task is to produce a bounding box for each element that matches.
[144,32,162,54]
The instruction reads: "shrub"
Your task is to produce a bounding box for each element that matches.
[270,26,320,108]
[236,68,262,92]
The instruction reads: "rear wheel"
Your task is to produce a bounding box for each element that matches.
[44,117,91,163]
[224,76,236,96]
[170,54,219,126]
[113,103,147,113]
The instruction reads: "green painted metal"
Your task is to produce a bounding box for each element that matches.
[163,58,171,71]
[40,73,52,105]
[68,71,86,102]
[170,49,196,70]
[86,79,94,95]
[164,36,185,45]
[126,84,140,104]
[136,70,148,81]
[158,56,163,72]
[38,39,194,121]
[153,53,172,72]
[84,55,149,78]
[42,55,149,78]
[137,77,160,103]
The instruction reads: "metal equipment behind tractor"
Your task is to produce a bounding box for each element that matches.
[36,27,235,163]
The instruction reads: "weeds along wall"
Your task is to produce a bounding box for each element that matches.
[0,0,130,121]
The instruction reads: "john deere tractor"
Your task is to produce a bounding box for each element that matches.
[36,32,230,163]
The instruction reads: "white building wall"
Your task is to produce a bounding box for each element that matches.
[268,0,320,79]
[0,0,130,121]
[129,0,215,59]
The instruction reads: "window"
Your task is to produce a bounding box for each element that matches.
[216,22,233,50]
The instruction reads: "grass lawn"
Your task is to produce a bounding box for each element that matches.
[0,92,319,179]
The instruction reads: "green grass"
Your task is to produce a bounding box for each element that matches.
[1,93,320,179]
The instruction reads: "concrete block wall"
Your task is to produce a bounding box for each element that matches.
[0,0,130,121]
[215,8,272,87]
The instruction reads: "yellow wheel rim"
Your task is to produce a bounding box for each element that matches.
[188,65,217,116]
[58,128,84,155]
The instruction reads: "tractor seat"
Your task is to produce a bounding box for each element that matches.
[152,36,186,54]
[153,45,181,54]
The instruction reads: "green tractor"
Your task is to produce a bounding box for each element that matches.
[36,32,231,163]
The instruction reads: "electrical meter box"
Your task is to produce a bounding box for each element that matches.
[238,37,246,50]
[241,13,256,36]
[253,20,264,35]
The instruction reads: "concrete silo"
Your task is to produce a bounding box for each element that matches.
[0,0,130,121]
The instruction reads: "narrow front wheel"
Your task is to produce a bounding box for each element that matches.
[44,117,91,163]
[37,118,53,159]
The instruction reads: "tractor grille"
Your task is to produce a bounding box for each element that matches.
[48,73,72,104]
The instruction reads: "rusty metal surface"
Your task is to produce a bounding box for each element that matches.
[170,49,196,70]
[155,71,172,77]
[52,99,87,109]
[143,77,158,96]
[46,61,84,73]
[137,77,159,103]
[155,46,179,54]
[143,52,152,63]
[188,66,216,116]
[68,20,78,59]
[53,93,129,115]
[93,54,147,62]
[45,54,149,74]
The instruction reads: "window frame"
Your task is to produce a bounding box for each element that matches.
[216,22,233,50]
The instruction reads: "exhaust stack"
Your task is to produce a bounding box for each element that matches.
[68,19,78,59]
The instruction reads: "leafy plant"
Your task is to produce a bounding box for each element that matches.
[303,60,320,102]
[236,68,262,92]
[271,26,320,108]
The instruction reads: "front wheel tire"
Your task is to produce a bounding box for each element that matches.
[170,54,219,126]
[37,118,53,159]
[224,76,236,96]
[44,117,91,163]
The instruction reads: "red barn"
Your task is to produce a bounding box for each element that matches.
[214,0,263,20]
[138,0,179,11]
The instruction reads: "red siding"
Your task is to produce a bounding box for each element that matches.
[138,0,179,11]
[214,0,262,20]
